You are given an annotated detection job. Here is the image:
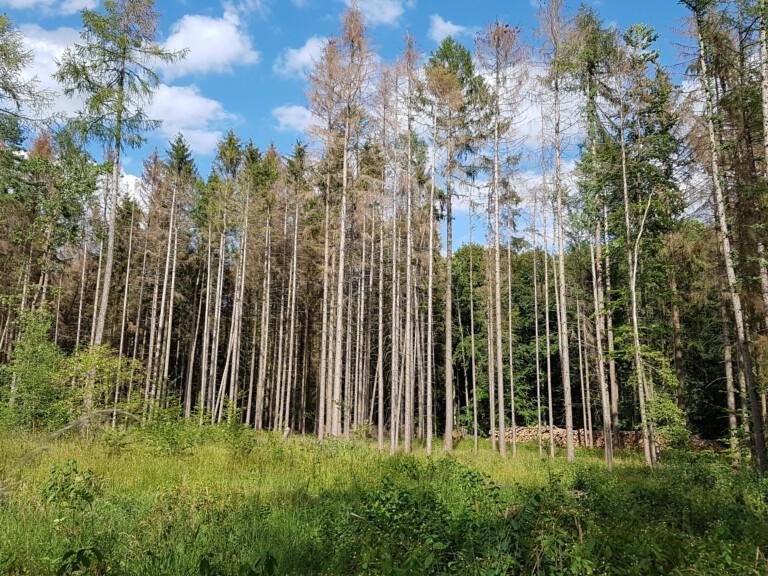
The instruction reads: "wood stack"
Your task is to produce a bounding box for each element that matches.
[493,427,724,452]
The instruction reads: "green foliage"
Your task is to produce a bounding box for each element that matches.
[56,547,107,576]
[43,459,100,509]
[138,405,200,455]
[1,309,65,430]
[0,14,47,114]
[57,345,143,424]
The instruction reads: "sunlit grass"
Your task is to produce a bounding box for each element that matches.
[0,426,766,575]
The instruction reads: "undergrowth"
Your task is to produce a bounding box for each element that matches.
[0,424,766,575]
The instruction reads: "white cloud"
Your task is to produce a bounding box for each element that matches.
[59,0,96,14]
[19,24,82,116]
[225,0,269,17]
[273,36,326,79]
[343,0,412,27]
[0,0,95,13]
[272,105,313,133]
[147,84,238,155]
[428,14,469,43]
[161,8,260,80]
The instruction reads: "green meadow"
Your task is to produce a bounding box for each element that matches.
[1,422,767,575]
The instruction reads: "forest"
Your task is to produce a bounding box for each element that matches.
[2,0,768,573]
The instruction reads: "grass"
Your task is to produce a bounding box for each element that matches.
[0,424,766,575]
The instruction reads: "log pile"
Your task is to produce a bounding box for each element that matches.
[493,426,724,452]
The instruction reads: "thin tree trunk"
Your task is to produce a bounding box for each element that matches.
[670,270,685,413]
[256,212,272,431]
[113,204,135,427]
[93,131,121,347]
[444,170,454,451]
[592,223,613,470]
[554,68,574,461]
[544,199,555,458]
[283,202,300,431]
[317,189,330,440]
[185,272,202,419]
[577,299,588,448]
[89,238,103,348]
[199,227,213,424]
[506,219,517,457]
[469,197,479,455]
[75,238,88,350]
[720,276,740,458]
[619,90,655,465]
[603,207,620,448]
[377,208,385,451]
[427,106,437,455]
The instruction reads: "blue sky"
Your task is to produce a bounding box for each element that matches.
[4,0,690,170]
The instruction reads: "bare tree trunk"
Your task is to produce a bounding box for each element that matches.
[390,161,400,455]
[143,266,159,418]
[228,208,249,422]
[603,207,620,448]
[75,238,88,350]
[553,67,574,461]
[377,208,385,451]
[669,269,685,413]
[592,223,613,470]
[532,206,544,457]
[94,144,121,347]
[331,124,351,438]
[163,227,178,388]
[89,238,103,347]
[199,227,213,424]
[487,270,497,452]
[283,202,300,431]
[544,199,555,458]
[254,210,271,429]
[506,219,517,457]
[618,91,656,466]
[245,308,258,425]
[113,205,135,426]
[444,171,454,451]
[720,276,740,458]
[426,106,437,455]
[54,274,62,345]
[209,232,226,420]
[577,299,587,448]
[185,272,202,419]
[317,192,330,440]
[469,192,479,455]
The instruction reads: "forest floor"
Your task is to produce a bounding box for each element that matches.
[0,421,767,575]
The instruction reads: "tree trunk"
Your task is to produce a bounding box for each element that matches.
[592,223,613,470]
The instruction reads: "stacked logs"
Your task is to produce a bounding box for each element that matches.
[492,426,723,452]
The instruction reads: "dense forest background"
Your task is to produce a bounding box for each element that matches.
[2,0,768,470]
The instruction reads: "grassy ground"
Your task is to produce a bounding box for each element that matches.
[0,423,766,575]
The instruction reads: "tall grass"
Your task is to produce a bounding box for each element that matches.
[0,424,766,575]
